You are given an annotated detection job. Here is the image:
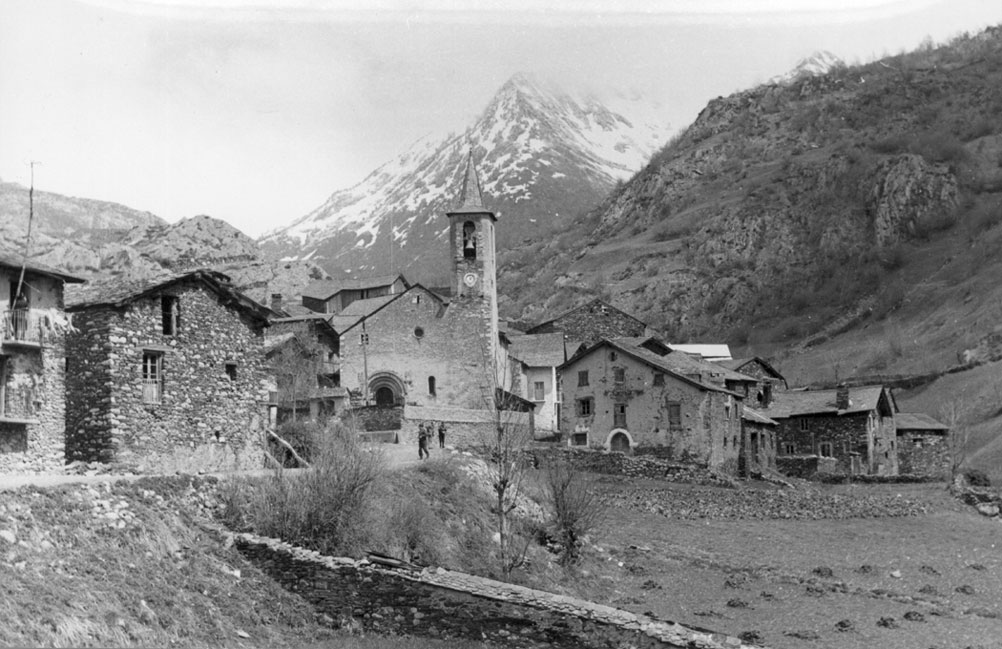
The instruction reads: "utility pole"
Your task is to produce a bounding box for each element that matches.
[15,161,40,301]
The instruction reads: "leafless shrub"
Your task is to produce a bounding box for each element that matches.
[543,458,605,565]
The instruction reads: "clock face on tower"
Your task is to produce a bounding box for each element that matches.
[463,272,478,287]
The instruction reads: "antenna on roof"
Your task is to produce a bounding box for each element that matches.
[15,161,41,300]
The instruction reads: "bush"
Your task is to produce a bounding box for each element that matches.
[543,459,604,565]
[965,469,991,487]
[219,422,384,556]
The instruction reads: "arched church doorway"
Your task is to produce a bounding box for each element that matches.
[608,430,632,454]
[368,372,405,408]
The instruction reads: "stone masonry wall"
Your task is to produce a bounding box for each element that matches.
[0,334,68,474]
[561,351,741,473]
[531,302,646,347]
[66,281,269,472]
[401,405,532,448]
[233,532,748,649]
[775,412,897,476]
[898,432,950,478]
[340,287,497,411]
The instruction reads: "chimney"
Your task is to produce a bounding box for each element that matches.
[270,293,283,313]
[835,384,850,410]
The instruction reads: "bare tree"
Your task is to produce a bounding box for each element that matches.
[478,339,535,580]
[940,399,970,485]
[269,333,328,424]
[543,457,604,565]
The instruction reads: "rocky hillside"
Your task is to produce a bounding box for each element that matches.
[260,73,673,286]
[501,27,1002,355]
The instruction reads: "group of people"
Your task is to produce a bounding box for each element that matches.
[417,420,446,460]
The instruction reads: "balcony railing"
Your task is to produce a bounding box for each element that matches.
[1,308,42,345]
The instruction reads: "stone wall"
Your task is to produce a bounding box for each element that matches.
[0,272,71,474]
[530,300,647,347]
[401,405,532,448]
[561,350,742,473]
[233,532,747,649]
[775,412,897,476]
[339,286,498,411]
[897,432,950,478]
[776,455,842,479]
[528,446,735,487]
[65,280,269,472]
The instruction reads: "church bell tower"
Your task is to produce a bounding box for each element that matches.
[448,152,498,307]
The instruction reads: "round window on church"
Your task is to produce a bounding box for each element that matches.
[414,326,425,339]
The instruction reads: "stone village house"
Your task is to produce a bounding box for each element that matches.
[559,338,751,474]
[0,252,84,473]
[265,313,347,425]
[895,411,950,478]
[507,331,565,434]
[64,270,274,472]
[763,384,898,476]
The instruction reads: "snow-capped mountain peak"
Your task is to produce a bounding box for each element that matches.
[768,50,845,85]
[259,73,674,283]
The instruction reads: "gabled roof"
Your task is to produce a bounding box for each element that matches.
[509,332,565,367]
[896,412,949,432]
[653,349,757,384]
[526,298,649,336]
[300,274,409,301]
[0,250,85,283]
[742,407,778,426]
[614,336,671,356]
[561,338,742,397]
[331,284,446,335]
[718,356,787,384]
[668,344,732,361]
[64,269,273,324]
[762,385,895,419]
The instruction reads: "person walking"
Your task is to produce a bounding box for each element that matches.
[417,422,430,460]
[437,421,447,449]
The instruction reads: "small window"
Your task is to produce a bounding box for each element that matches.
[609,351,618,361]
[653,373,664,386]
[613,367,625,383]
[578,370,589,387]
[667,402,682,431]
[533,381,545,401]
[414,326,425,339]
[783,442,795,455]
[613,403,626,428]
[577,398,593,416]
[225,362,237,381]
[572,433,588,446]
[723,436,728,448]
[360,332,370,345]
[413,295,421,304]
[142,352,164,405]
[799,417,810,432]
[161,295,179,336]
[428,376,436,396]
[819,442,834,458]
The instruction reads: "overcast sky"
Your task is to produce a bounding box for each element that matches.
[1,0,1001,237]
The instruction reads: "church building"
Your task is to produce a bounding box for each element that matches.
[334,156,506,411]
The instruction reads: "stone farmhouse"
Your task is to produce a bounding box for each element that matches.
[763,384,898,476]
[717,356,788,407]
[896,412,950,477]
[0,253,84,473]
[526,298,654,348]
[265,313,347,425]
[559,337,750,473]
[64,270,274,472]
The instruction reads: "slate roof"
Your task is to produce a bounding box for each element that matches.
[527,298,647,335]
[300,274,408,301]
[762,386,892,419]
[742,407,779,426]
[326,284,446,334]
[448,152,495,217]
[509,332,565,367]
[896,412,949,432]
[718,356,786,382]
[562,338,742,397]
[339,294,398,316]
[646,346,757,384]
[64,268,273,323]
[0,250,85,283]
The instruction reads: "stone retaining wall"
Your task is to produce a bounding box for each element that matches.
[402,405,533,448]
[526,446,735,487]
[233,532,749,649]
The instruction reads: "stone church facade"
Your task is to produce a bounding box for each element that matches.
[337,157,505,411]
